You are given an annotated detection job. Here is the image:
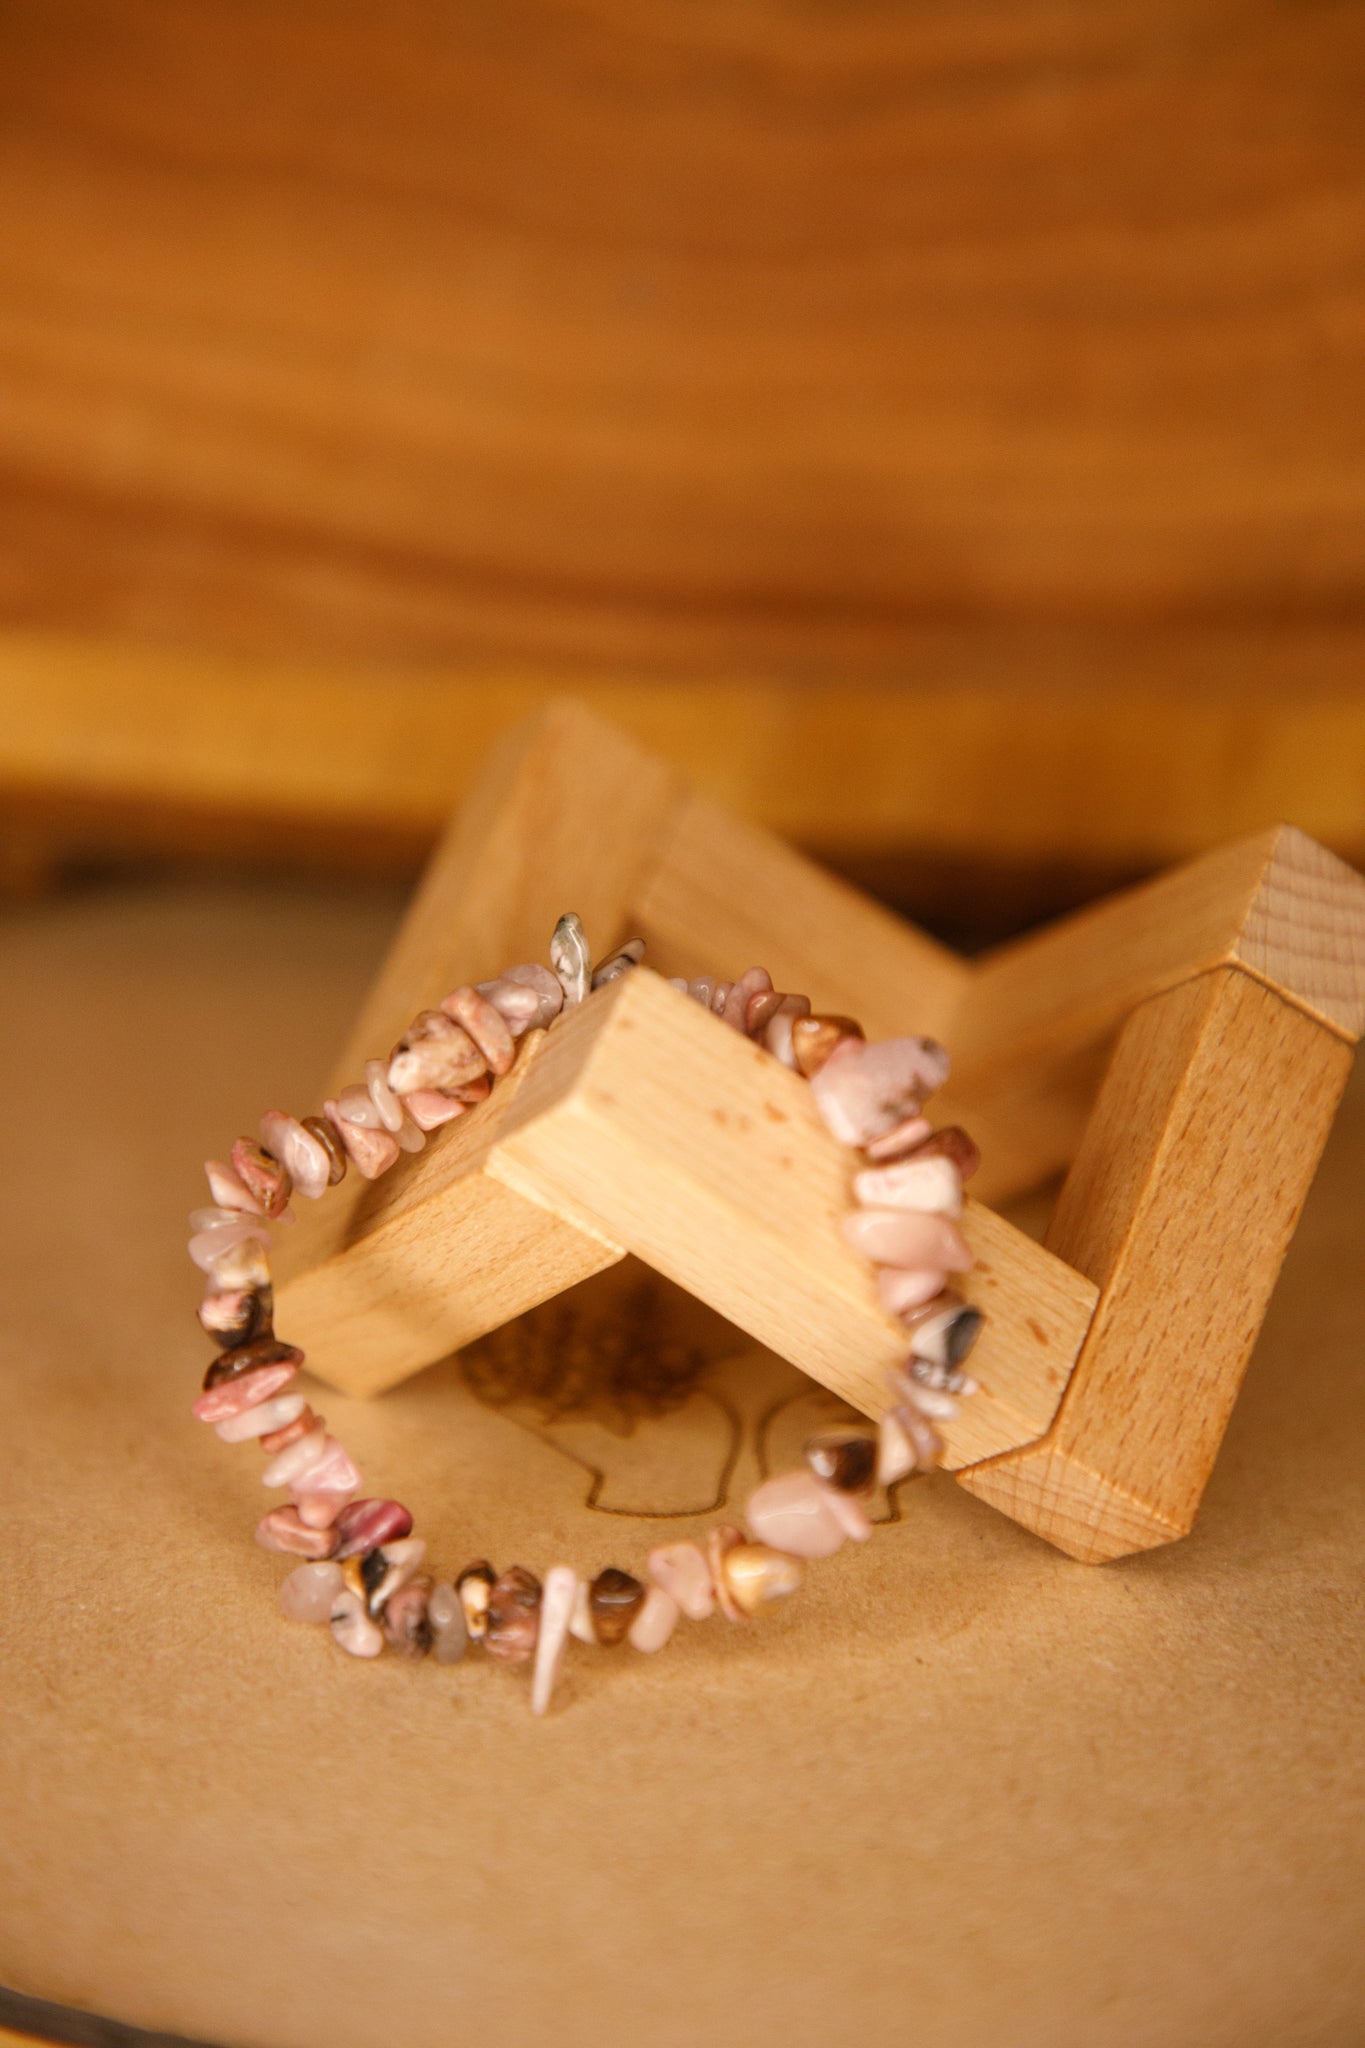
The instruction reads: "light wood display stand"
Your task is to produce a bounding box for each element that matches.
[274,702,1365,1566]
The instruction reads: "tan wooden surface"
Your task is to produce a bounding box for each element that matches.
[2,636,1364,906]
[2,5,1364,671]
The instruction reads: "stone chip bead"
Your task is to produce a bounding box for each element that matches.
[257,1507,338,1560]
[587,1568,646,1646]
[531,1565,579,1715]
[300,1115,347,1185]
[484,1566,543,1663]
[811,1034,952,1147]
[213,1391,306,1444]
[360,1537,427,1616]
[590,939,645,989]
[279,1561,345,1623]
[333,1498,414,1559]
[456,1560,497,1641]
[403,1090,467,1132]
[895,1124,982,1180]
[790,1013,866,1079]
[720,964,773,1033]
[427,1581,468,1664]
[706,1524,747,1623]
[328,1587,384,1658]
[804,1431,878,1495]
[721,1544,805,1618]
[479,963,563,1034]
[862,1114,934,1164]
[853,1154,964,1218]
[877,1267,952,1317]
[902,1293,984,1371]
[549,913,591,1004]
[387,1009,487,1095]
[323,1099,401,1181]
[260,1404,321,1455]
[204,1159,262,1215]
[841,1207,972,1273]
[187,1215,271,1276]
[648,1541,716,1622]
[382,1576,434,1657]
[198,1283,273,1349]
[202,1336,301,1398]
[628,1585,680,1653]
[439,986,516,1075]
[194,1358,299,1421]
[259,1111,334,1201]
[230,1136,292,1219]
[759,993,812,1068]
[744,1467,865,1559]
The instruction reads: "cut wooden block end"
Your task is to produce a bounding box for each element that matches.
[955,1442,1188,1564]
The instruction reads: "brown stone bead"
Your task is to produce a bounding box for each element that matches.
[804,1431,878,1495]
[588,1568,646,1646]
[383,1576,434,1658]
[300,1115,348,1185]
[456,1560,497,1641]
[202,1335,305,1392]
[259,1404,321,1455]
[790,1013,866,1079]
[484,1566,543,1663]
[199,1283,274,1350]
[902,1125,981,1181]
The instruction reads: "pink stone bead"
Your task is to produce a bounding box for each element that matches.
[854,1155,964,1218]
[187,1216,271,1274]
[885,1364,959,1422]
[820,1485,873,1542]
[403,1090,466,1131]
[744,1468,850,1559]
[259,1111,333,1201]
[231,1136,292,1218]
[332,1498,414,1558]
[192,1362,297,1423]
[362,1058,405,1133]
[628,1585,680,1653]
[484,963,563,1034]
[647,1541,716,1622]
[476,977,542,1030]
[256,1507,338,1559]
[440,986,516,1075]
[336,1081,383,1128]
[189,1205,248,1235]
[842,1208,972,1272]
[569,1578,595,1645]
[323,1100,401,1180]
[877,1267,952,1317]
[711,981,732,1014]
[811,1036,952,1147]
[204,1159,262,1214]
[279,1561,345,1623]
[531,1565,579,1716]
[387,1009,487,1095]
[259,1404,321,1454]
[721,966,773,1033]
[761,994,813,1069]
[213,1391,306,1444]
[877,1410,917,1487]
[260,1426,330,1489]
[328,1587,384,1657]
[862,1115,935,1164]
[289,1438,362,1500]
[687,976,716,1008]
[294,1492,351,1530]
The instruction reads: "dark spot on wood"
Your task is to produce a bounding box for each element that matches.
[1028,1318,1048,1344]
[763,1102,788,1123]
[711,1106,729,1125]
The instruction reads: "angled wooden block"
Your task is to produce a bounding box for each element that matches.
[272,701,1365,1563]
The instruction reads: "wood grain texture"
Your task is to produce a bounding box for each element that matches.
[958,969,1356,1559]
[489,967,1093,1468]
[1,4,1364,671]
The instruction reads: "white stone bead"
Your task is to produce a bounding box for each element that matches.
[569,1579,596,1644]
[261,1426,331,1490]
[877,1410,917,1487]
[628,1585,679,1653]
[744,1468,849,1559]
[279,1561,344,1623]
[329,1587,384,1658]
[647,1541,716,1622]
[531,1566,579,1715]
[853,1155,964,1218]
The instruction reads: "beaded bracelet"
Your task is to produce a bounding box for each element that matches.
[189,917,986,1715]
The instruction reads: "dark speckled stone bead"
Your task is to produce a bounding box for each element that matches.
[202,1335,304,1391]
[803,1432,878,1496]
[588,1568,646,1646]
[198,1283,274,1351]
[484,1566,542,1663]
[382,1576,434,1657]
[230,1136,292,1218]
[456,1560,497,1641]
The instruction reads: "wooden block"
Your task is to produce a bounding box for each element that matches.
[488,969,1095,1470]
[958,969,1356,1559]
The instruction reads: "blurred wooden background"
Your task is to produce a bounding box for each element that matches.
[1,0,1363,930]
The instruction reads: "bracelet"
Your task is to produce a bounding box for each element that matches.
[188,916,986,1715]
